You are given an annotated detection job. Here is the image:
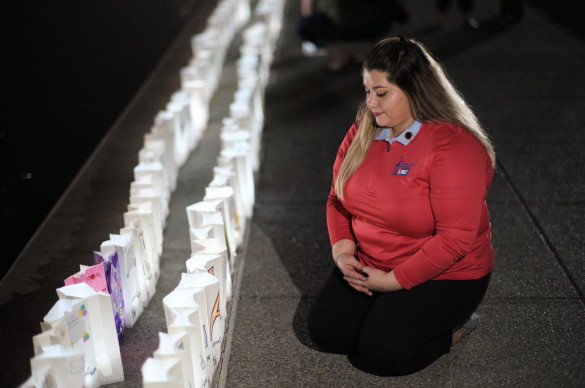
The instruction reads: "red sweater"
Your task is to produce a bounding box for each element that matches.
[327,121,494,289]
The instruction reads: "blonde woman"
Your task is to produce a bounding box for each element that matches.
[308,36,495,376]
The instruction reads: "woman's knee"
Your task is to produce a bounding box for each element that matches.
[349,329,418,376]
[349,348,415,377]
[307,303,353,353]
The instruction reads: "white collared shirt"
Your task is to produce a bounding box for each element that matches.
[374,120,422,146]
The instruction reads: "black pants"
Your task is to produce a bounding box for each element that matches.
[308,269,491,376]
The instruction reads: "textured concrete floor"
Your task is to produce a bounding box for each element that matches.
[224,0,585,386]
[1,0,584,387]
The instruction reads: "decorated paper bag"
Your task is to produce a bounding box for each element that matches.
[54,282,124,385]
[167,309,211,387]
[162,291,215,376]
[176,273,225,363]
[28,345,85,388]
[94,251,125,337]
[186,253,227,319]
[153,331,194,388]
[142,357,183,388]
[101,233,144,327]
[64,263,108,293]
[128,201,163,258]
[165,287,220,374]
[120,218,158,292]
[203,186,241,248]
[190,239,232,301]
[43,298,98,388]
[124,205,160,280]
[120,223,156,306]
[32,320,71,356]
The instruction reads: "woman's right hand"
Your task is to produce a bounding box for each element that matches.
[336,254,372,296]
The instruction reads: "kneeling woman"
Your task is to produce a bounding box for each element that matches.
[308,36,495,376]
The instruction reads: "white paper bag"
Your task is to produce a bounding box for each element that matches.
[153,331,193,388]
[142,357,183,388]
[167,309,211,388]
[190,239,232,301]
[186,200,235,263]
[128,201,163,257]
[189,226,214,241]
[146,125,178,192]
[101,233,144,327]
[29,345,85,388]
[168,90,197,155]
[50,283,124,385]
[186,200,222,230]
[179,75,209,138]
[32,320,71,356]
[130,186,168,228]
[176,273,225,366]
[185,254,227,321]
[163,290,217,377]
[213,164,251,220]
[120,223,156,307]
[124,205,160,281]
[189,211,226,247]
[203,186,241,249]
[218,148,255,219]
[134,161,167,200]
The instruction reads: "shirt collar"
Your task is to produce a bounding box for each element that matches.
[374,120,422,146]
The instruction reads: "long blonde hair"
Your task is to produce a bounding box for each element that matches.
[335,37,495,199]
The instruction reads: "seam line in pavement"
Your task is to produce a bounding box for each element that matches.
[496,162,585,305]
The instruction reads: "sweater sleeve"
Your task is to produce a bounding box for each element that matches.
[326,123,358,246]
[393,130,491,289]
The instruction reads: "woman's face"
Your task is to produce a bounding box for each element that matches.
[363,69,413,134]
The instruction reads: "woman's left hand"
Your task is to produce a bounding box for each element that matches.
[359,267,404,293]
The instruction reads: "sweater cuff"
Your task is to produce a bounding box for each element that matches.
[392,266,413,290]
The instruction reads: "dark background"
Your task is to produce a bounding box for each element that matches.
[0,0,206,279]
[0,0,583,281]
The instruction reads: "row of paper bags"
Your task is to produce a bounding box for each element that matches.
[18,0,287,386]
[140,1,286,387]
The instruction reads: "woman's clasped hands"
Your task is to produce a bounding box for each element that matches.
[336,253,403,296]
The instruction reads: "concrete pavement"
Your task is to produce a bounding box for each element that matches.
[1,0,584,386]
